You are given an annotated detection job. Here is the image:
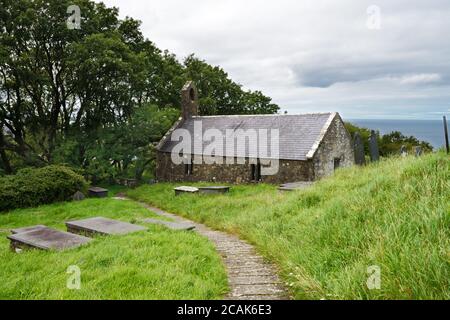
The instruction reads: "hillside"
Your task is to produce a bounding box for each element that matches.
[128,152,450,299]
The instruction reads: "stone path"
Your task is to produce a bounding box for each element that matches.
[140,218,196,231]
[120,196,290,300]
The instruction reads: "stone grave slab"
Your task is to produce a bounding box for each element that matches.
[66,217,147,236]
[141,218,195,231]
[198,186,230,194]
[11,225,48,234]
[88,187,108,198]
[7,227,92,251]
[174,186,199,196]
[278,181,314,191]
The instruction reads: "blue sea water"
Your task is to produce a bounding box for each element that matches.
[348,119,448,149]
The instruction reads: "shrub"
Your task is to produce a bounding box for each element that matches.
[0,165,88,212]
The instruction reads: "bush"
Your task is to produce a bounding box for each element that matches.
[0,165,88,212]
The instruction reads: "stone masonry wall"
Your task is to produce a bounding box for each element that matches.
[155,152,314,184]
[312,114,355,179]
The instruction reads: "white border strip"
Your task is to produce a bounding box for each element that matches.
[306,112,337,159]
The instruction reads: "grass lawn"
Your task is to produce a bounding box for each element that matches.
[0,197,228,299]
[127,152,450,300]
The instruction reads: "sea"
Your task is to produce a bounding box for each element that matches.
[348,119,448,150]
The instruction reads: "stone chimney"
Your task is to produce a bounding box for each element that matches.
[181,81,199,120]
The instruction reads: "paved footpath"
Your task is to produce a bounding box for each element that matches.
[125,197,290,300]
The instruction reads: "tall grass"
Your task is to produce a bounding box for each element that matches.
[128,152,450,299]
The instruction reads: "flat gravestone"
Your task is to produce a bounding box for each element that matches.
[7,227,92,251]
[66,217,147,236]
[278,181,314,191]
[353,132,366,166]
[11,225,48,234]
[369,130,380,162]
[141,218,196,231]
[174,186,199,196]
[198,186,230,194]
[88,187,108,198]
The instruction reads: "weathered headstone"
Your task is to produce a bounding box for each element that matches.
[414,146,423,157]
[7,226,92,252]
[353,132,366,166]
[66,217,147,237]
[72,191,85,201]
[400,145,408,157]
[368,130,380,162]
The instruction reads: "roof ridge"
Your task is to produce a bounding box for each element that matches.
[192,112,333,119]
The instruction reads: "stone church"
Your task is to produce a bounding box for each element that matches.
[155,82,354,184]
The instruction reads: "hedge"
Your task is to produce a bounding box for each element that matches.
[0,165,88,212]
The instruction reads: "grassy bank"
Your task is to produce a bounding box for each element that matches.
[0,198,228,299]
[127,152,450,299]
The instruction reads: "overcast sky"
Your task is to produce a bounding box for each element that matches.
[97,0,450,119]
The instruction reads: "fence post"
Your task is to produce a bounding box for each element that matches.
[444,116,449,154]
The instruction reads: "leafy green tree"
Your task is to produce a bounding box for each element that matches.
[0,0,279,178]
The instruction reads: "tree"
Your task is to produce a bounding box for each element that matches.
[0,0,279,177]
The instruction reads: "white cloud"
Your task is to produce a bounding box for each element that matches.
[96,0,450,119]
[398,74,442,85]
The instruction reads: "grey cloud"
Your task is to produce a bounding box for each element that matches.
[98,0,450,119]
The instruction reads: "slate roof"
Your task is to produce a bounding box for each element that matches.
[158,112,337,161]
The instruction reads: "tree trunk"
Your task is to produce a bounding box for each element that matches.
[0,130,13,174]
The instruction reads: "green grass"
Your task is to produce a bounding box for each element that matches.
[127,152,450,300]
[0,197,228,299]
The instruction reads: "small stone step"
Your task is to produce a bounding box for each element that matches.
[140,218,195,231]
